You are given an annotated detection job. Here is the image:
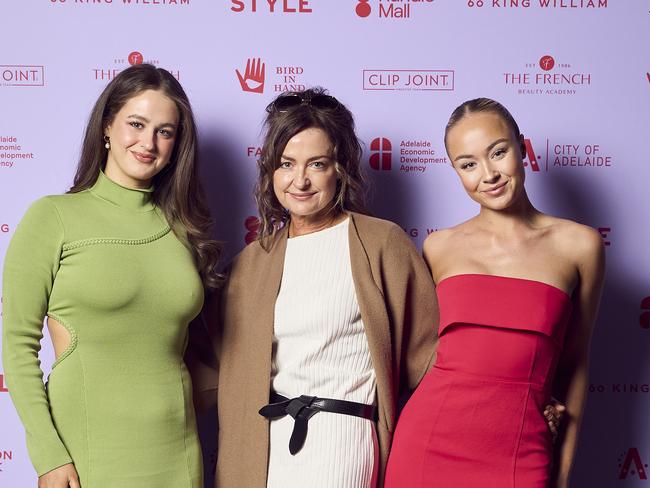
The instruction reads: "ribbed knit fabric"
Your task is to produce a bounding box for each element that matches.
[267,218,378,488]
[1,171,204,487]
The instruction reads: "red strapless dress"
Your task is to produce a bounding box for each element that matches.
[385,274,572,488]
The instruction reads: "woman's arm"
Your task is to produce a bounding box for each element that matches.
[1,198,74,476]
[551,226,606,487]
[381,226,439,392]
[185,291,221,412]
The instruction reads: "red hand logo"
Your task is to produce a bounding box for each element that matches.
[236,58,266,94]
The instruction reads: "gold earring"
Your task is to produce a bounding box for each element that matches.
[104,135,110,150]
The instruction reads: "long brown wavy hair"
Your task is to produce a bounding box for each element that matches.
[70,64,221,291]
[255,87,369,250]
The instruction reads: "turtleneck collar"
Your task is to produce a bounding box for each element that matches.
[89,170,155,211]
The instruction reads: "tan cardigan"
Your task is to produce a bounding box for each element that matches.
[193,212,438,487]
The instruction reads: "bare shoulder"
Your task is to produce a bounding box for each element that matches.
[545,216,601,253]
[423,219,475,276]
[542,215,604,272]
[423,227,453,257]
[424,218,475,250]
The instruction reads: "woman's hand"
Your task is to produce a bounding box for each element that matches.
[544,399,567,442]
[38,463,80,488]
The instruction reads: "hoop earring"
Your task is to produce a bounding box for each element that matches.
[104,135,111,150]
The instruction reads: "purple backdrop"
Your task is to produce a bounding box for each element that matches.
[1,1,649,486]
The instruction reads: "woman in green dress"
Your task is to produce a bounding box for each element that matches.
[2,64,220,488]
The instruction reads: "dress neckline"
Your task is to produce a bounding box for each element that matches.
[287,216,349,242]
[436,273,572,300]
[89,170,155,212]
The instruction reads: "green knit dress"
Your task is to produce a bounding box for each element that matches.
[2,171,204,487]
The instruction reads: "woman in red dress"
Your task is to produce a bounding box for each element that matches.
[385,98,605,487]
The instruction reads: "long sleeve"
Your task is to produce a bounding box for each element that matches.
[1,197,73,475]
[380,226,439,392]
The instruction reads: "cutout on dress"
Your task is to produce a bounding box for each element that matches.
[47,316,73,362]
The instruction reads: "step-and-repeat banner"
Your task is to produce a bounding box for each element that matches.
[1,1,648,486]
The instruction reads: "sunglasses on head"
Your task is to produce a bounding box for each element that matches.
[266,94,340,113]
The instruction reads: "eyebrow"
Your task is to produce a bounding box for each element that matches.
[127,114,177,129]
[280,154,332,162]
[453,138,509,162]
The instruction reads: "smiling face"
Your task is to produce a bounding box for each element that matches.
[446,111,526,211]
[103,89,179,189]
[273,127,340,227]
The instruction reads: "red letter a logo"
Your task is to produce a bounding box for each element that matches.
[523,139,541,172]
[619,448,648,479]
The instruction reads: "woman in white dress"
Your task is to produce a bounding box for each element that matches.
[210,88,439,488]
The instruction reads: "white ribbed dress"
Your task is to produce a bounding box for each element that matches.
[266,218,378,488]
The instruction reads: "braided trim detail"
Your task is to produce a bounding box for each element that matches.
[62,226,171,251]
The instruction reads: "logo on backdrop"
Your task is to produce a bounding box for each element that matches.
[244,216,260,244]
[230,0,313,13]
[640,296,650,329]
[121,0,190,5]
[247,146,263,158]
[355,0,436,19]
[0,374,8,392]
[0,224,9,233]
[518,137,613,172]
[368,137,447,174]
[618,448,648,480]
[369,138,392,171]
[49,0,190,7]
[236,58,266,94]
[539,55,555,71]
[504,54,592,96]
[128,51,144,65]
[465,0,607,9]
[93,51,180,81]
[589,382,649,394]
[551,142,612,170]
[236,58,307,94]
[356,0,371,17]
[0,65,45,87]
[0,450,13,473]
[0,135,35,170]
[598,227,611,247]
[522,138,541,172]
[363,70,454,91]
[589,383,650,395]
[400,225,438,239]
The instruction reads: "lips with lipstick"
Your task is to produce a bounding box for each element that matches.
[482,181,508,197]
[131,150,156,164]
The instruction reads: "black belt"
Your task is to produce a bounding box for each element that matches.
[259,392,378,455]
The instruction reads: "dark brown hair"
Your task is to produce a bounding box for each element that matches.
[254,87,368,249]
[70,64,221,291]
[444,98,524,154]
